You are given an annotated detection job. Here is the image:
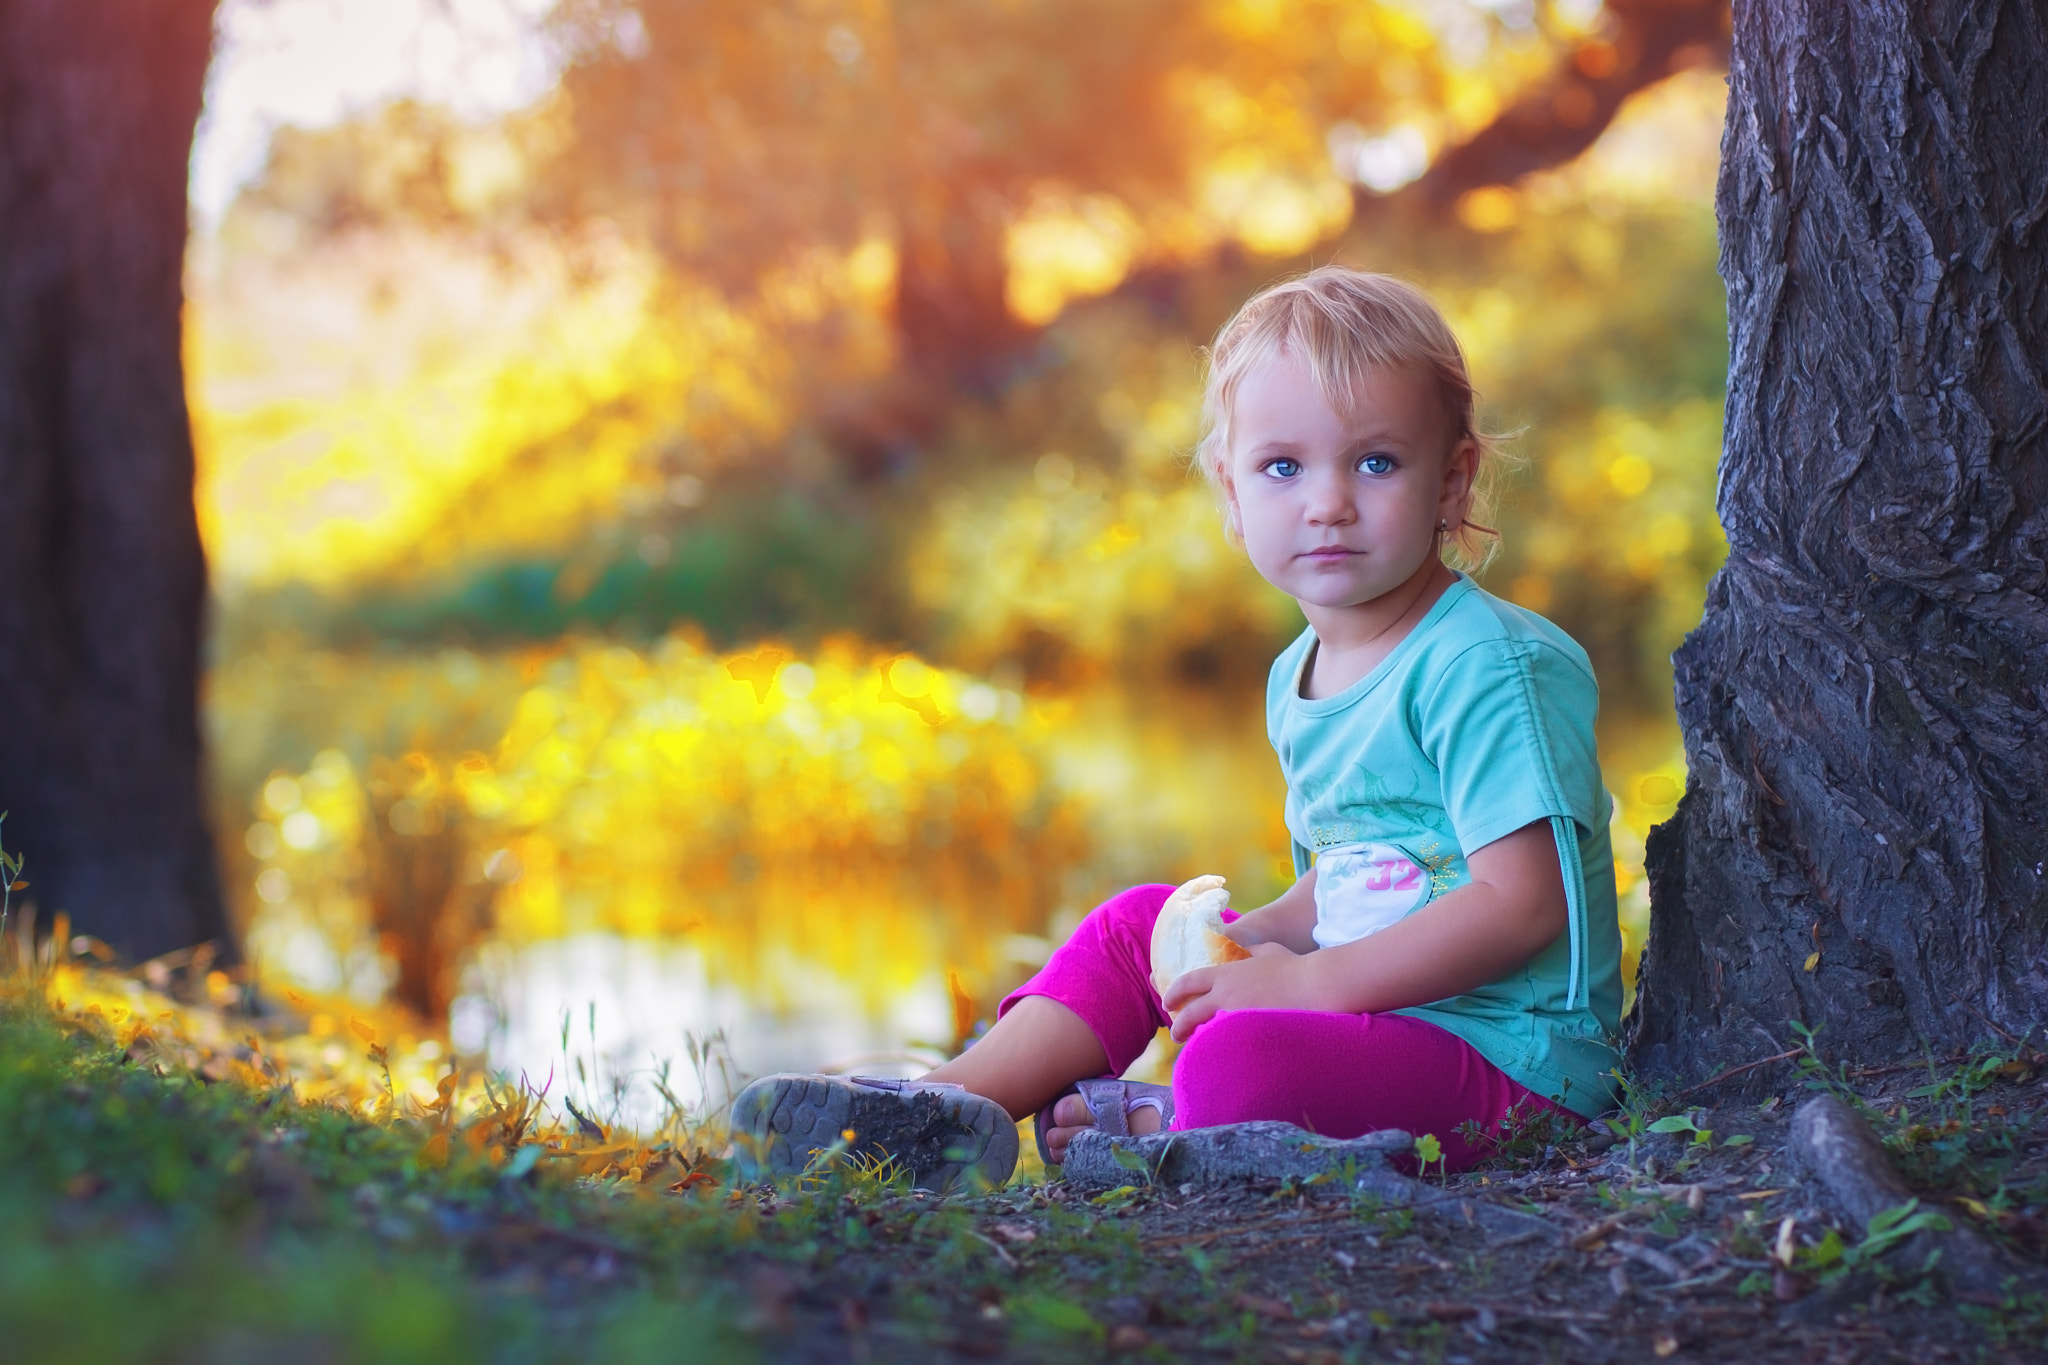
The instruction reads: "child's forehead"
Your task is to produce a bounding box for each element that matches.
[1234,347,1444,429]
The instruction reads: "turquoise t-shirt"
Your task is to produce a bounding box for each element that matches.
[1265,574,1622,1118]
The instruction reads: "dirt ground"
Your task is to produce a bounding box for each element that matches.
[720,1055,2048,1363]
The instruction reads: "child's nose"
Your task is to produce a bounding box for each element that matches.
[1304,469,1355,522]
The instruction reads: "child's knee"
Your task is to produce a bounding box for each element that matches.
[1084,883,1176,939]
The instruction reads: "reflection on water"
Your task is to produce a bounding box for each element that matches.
[452,934,956,1132]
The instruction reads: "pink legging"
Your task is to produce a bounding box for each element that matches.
[999,883,1570,1173]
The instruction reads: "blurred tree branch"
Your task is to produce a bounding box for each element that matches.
[1405,0,1729,209]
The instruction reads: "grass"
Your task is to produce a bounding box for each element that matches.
[0,982,759,1364]
[6,900,2046,1363]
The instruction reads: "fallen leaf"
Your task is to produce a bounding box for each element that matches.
[1803,951,1821,973]
[1654,1331,1680,1356]
[419,1132,450,1168]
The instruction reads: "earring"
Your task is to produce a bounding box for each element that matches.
[1437,518,1448,533]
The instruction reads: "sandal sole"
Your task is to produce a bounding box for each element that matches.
[730,1074,1018,1193]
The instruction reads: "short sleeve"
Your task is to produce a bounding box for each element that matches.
[1418,638,1604,855]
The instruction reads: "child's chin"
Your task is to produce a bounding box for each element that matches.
[1291,577,1390,609]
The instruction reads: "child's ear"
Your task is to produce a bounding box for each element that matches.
[1215,462,1244,539]
[1440,437,1480,524]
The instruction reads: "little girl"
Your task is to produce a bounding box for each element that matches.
[733,266,1622,1190]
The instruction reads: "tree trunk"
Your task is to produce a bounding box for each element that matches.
[1630,0,2048,1082]
[896,190,1024,398]
[0,0,229,961]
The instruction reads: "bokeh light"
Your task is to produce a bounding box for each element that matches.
[189,2,1731,1107]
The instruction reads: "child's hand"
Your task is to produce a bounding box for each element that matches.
[1162,943,1319,1041]
[1216,870,1322,955]
[1220,916,1273,950]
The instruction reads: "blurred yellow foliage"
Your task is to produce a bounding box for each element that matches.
[190,234,894,589]
[230,636,1083,1014]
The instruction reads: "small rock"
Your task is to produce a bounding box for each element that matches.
[1062,1120,1410,1192]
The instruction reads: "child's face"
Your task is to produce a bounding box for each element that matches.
[1221,350,1475,618]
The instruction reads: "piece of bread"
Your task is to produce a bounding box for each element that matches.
[1150,874,1251,1002]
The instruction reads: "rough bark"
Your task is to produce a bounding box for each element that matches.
[0,0,229,961]
[1631,0,2048,1081]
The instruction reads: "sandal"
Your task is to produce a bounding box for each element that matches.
[1033,1078,1175,1167]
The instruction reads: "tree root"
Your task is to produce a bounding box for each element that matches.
[1789,1095,2027,1294]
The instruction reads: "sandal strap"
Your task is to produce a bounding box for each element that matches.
[1074,1078,1173,1137]
[1035,1079,1176,1166]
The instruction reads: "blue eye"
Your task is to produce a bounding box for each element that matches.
[1265,458,1301,479]
[1359,454,1395,475]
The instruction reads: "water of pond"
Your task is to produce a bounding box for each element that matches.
[233,672,1288,1130]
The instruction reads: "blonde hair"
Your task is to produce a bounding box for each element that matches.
[1195,266,1511,573]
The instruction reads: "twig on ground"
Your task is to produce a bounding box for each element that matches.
[964,1229,1019,1270]
[1569,1205,1653,1249]
[1674,1047,1806,1099]
[1952,998,2025,1048]
[1642,1267,1733,1295]
[1612,1239,1687,1280]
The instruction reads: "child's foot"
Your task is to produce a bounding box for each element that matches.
[729,1074,1019,1193]
[1039,1081,1170,1165]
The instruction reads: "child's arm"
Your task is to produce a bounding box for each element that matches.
[1163,820,1567,1040]
[1220,868,1320,955]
